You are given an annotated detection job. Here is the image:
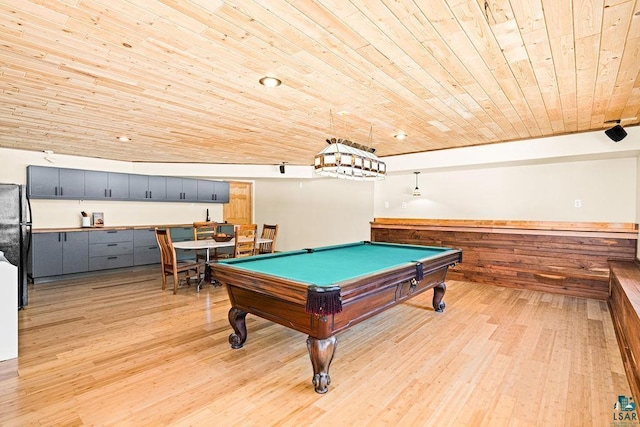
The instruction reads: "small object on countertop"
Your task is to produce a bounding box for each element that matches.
[206,208,210,222]
[81,211,88,217]
[92,212,104,227]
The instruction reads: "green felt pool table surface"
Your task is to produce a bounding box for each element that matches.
[218,241,457,286]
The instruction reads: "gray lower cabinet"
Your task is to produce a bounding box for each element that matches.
[31,231,89,280]
[89,230,134,270]
[133,228,160,265]
[31,226,191,282]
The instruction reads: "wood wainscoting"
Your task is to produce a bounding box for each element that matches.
[371,218,638,300]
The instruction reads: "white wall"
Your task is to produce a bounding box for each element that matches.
[1,126,638,251]
[374,158,637,222]
[254,178,374,251]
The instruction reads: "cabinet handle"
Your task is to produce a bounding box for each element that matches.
[149,191,152,198]
[148,246,156,250]
[58,232,61,242]
[145,190,148,198]
[107,256,117,260]
[104,189,108,197]
[64,232,67,242]
[55,186,58,196]
[107,231,117,234]
[107,243,117,247]
[60,187,63,196]
[109,189,112,197]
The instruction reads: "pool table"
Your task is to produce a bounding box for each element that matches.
[211,241,462,393]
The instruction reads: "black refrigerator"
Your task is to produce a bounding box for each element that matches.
[0,184,31,309]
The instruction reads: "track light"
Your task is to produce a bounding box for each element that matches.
[279,162,286,174]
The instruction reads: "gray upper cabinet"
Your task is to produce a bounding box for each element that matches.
[27,166,85,199]
[148,176,167,200]
[129,174,167,200]
[215,181,230,203]
[85,171,130,199]
[166,177,198,201]
[197,180,230,203]
[27,165,225,203]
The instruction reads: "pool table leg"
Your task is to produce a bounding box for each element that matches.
[432,282,446,312]
[306,335,337,394]
[228,307,248,349]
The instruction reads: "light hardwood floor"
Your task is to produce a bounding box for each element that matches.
[0,266,632,426]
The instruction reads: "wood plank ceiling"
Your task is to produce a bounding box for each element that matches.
[0,0,639,165]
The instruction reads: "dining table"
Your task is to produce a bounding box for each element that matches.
[173,237,273,290]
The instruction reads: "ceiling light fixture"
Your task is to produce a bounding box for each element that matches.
[259,76,282,87]
[394,132,407,140]
[314,138,386,181]
[314,111,386,181]
[117,136,130,142]
[412,172,421,196]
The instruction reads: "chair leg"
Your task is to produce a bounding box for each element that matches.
[161,267,167,291]
[173,270,179,294]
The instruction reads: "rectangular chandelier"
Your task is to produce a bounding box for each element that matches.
[314,138,386,181]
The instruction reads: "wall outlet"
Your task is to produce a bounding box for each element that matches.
[401,202,407,209]
[384,201,389,208]
[574,199,582,208]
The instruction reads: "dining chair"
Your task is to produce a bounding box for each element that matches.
[155,227,201,294]
[258,224,278,254]
[233,224,258,258]
[193,221,218,263]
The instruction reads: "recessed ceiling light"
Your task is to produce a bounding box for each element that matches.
[259,76,282,87]
[394,132,407,140]
[117,136,130,142]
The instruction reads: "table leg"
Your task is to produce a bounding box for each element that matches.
[432,282,446,312]
[197,248,215,292]
[228,307,248,349]
[306,335,337,394]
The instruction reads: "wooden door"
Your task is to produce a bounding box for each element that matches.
[224,181,252,225]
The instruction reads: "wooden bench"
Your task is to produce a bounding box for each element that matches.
[609,260,640,402]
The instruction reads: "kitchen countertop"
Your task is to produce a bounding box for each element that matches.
[32,224,196,233]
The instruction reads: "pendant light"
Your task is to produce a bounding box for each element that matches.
[412,172,421,196]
